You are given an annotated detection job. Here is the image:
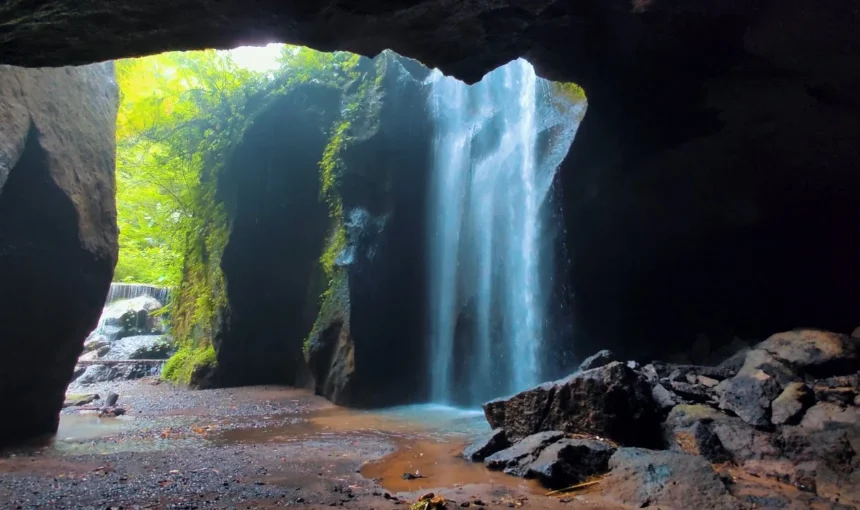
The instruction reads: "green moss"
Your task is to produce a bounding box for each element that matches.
[551,81,586,104]
[162,343,217,385]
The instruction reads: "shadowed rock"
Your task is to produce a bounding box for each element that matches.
[771,382,814,426]
[577,350,617,371]
[484,362,661,447]
[0,63,118,446]
[523,438,616,489]
[602,448,739,509]
[463,428,510,462]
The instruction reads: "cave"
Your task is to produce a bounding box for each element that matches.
[1,1,860,507]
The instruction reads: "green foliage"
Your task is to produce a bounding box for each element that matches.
[161,343,217,385]
[304,56,387,356]
[551,81,586,104]
[549,81,587,122]
[115,45,367,375]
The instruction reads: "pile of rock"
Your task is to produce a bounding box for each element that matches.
[464,329,860,508]
[69,293,175,386]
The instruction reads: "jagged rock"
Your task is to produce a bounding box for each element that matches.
[719,369,782,427]
[651,383,679,412]
[650,362,737,382]
[663,405,732,463]
[100,295,166,337]
[711,417,781,462]
[668,381,714,404]
[812,374,859,405]
[664,404,778,463]
[776,425,860,506]
[0,63,118,446]
[640,364,659,384]
[577,350,617,371]
[523,438,616,489]
[758,330,859,377]
[484,431,565,474]
[719,348,796,427]
[463,428,510,462]
[800,403,860,431]
[771,382,814,425]
[484,362,661,447]
[601,449,739,509]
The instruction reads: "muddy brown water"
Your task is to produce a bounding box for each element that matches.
[209,403,544,495]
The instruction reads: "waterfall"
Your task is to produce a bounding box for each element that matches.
[106,283,170,305]
[427,59,579,407]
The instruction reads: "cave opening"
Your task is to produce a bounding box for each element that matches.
[2,0,860,504]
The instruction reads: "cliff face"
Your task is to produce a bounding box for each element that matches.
[205,53,433,404]
[305,54,434,406]
[214,84,341,388]
[0,64,119,445]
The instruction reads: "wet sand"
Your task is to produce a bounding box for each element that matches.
[0,379,628,509]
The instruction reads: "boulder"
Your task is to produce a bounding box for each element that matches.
[719,348,796,427]
[463,428,510,462]
[82,335,109,353]
[758,330,859,377]
[0,63,118,446]
[812,374,859,405]
[577,350,617,371]
[484,431,565,473]
[100,335,172,360]
[770,382,814,425]
[664,404,778,463]
[650,383,679,412]
[100,295,165,337]
[800,403,860,431]
[73,363,152,385]
[483,362,661,447]
[62,393,99,408]
[719,369,782,427]
[601,449,739,509]
[776,425,860,506]
[663,405,732,463]
[523,438,616,489]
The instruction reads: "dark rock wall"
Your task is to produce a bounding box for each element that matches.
[308,53,434,406]
[560,3,860,362]
[215,84,341,387]
[0,64,119,445]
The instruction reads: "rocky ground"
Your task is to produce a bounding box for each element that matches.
[465,329,860,510]
[0,380,630,510]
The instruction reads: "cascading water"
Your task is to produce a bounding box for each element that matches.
[427,59,580,407]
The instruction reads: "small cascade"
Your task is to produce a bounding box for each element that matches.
[88,283,171,341]
[426,59,579,407]
[106,282,170,304]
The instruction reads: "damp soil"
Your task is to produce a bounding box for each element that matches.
[0,378,629,509]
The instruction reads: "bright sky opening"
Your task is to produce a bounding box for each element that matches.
[228,43,284,73]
